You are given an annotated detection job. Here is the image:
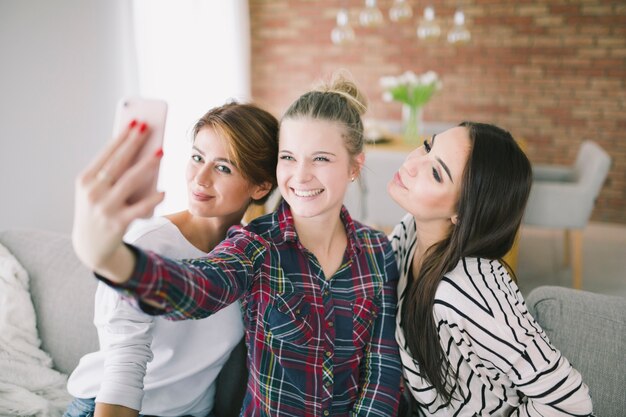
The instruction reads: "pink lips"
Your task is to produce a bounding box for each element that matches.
[192,191,213,201]
[392,171,407,189]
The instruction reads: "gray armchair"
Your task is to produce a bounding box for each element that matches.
[523,141,611,289]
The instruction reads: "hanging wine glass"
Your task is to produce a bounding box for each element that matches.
[359,0,384,28]
[389,0,413,22]
[447,10,471,44]
[416,6,441,40]
[331,8,355,45]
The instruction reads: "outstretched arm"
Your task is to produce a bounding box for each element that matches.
[72,120,164,283]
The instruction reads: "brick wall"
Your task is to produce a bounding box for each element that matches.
[250,0,626,224]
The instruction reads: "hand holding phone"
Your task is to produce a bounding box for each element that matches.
[112,97,168,204]
[72,97,167,277]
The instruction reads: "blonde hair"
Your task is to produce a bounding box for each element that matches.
[282,70,368,159]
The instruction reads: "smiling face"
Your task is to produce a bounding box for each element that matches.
[387,126,471,227]
[186,127,269,219]
[277,118,363,220]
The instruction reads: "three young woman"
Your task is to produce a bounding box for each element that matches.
[70,74,592,416]
[65,103,278,417]
[71,76,403,417]
[389,123,592,415]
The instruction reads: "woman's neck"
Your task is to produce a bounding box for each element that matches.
[411,217,451,275]
[292,208,347,278]
[166,210,243,253]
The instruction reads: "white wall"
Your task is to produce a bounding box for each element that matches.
[0,0,137,233]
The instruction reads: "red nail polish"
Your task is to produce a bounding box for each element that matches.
[154,148,164,158]
[139,122,148,133]
[129,119,138,128]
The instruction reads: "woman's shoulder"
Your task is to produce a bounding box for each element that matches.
[234,210,276,239]
[124,217,172,243]
[434,256,520,318]
[352,219,389,243]
[388,213,416,245]
[125,217,205,258]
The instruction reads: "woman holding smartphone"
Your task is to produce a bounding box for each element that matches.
[65,102,278,417]
[70,74,402,417]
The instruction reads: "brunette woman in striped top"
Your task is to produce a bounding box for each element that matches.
[387,122,592,415]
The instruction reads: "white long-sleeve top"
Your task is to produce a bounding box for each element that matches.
[67,217,245,416]
[391,214,593,416]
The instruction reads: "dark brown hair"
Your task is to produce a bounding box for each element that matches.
[192,102,279,205]
[401,121,532,403]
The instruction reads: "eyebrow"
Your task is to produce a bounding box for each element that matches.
[192,146,235,165]
[279,150,337,157]
[436,157,453,183]
[430,134,453,183]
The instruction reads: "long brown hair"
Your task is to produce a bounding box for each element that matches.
[192,102,279,205]
[401,121,532,404]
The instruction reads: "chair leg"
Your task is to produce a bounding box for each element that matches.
[563,229,571,267]
[570,230,583,289]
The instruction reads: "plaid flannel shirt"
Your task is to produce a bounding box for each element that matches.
[106,202,402,416]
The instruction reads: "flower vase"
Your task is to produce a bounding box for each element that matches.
[402,105,423,144]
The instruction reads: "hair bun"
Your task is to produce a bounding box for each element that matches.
[317,70,368,116]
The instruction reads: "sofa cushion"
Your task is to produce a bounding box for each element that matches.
[0,229,98,375]
[526,285,626,417]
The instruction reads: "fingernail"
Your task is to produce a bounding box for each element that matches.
[139,122,148,133]
[154,148,164,158]
[129,119,138,128]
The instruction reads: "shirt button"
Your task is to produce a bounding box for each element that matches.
[328,321,334,327]
[325,381,331,387]
[323,410,330,416]
[324,289,330,296]
[325,351,331,357]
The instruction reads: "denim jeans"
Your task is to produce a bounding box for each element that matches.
[63,397,204,417]
[63,398,95,417]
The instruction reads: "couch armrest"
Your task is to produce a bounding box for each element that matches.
[526,285,626,417]
[0,229,99,375]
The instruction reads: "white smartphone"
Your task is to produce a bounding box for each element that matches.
[112,97,168,204]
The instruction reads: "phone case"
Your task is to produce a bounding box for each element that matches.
[113,97,168,205]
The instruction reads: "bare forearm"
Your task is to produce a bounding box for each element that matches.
[94,402,139,417]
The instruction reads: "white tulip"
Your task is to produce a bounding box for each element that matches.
[402,71,419,85]
[380,76,399,88]
[420,71,438,85]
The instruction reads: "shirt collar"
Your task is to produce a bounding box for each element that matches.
[275,200,362,257]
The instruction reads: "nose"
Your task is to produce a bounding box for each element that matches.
[403,148,422,177]
[195,164,214,187]
[293,160,313,182]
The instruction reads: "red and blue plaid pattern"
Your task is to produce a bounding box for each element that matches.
[109,202,402,416]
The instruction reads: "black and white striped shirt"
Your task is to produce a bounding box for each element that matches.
[391,214,592,416]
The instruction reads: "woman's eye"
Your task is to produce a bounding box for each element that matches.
[432,167,442,183]
[191,154,203,163]
[314,156,330,162]
[279,155,294,161]
[216,165,232,174]
[423,140,431,153]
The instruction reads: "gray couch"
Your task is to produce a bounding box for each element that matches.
[526,285,626,417]
[0,229,246,417]
[2,229,624,416]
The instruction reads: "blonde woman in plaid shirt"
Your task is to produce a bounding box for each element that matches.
[72,73,403,417]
